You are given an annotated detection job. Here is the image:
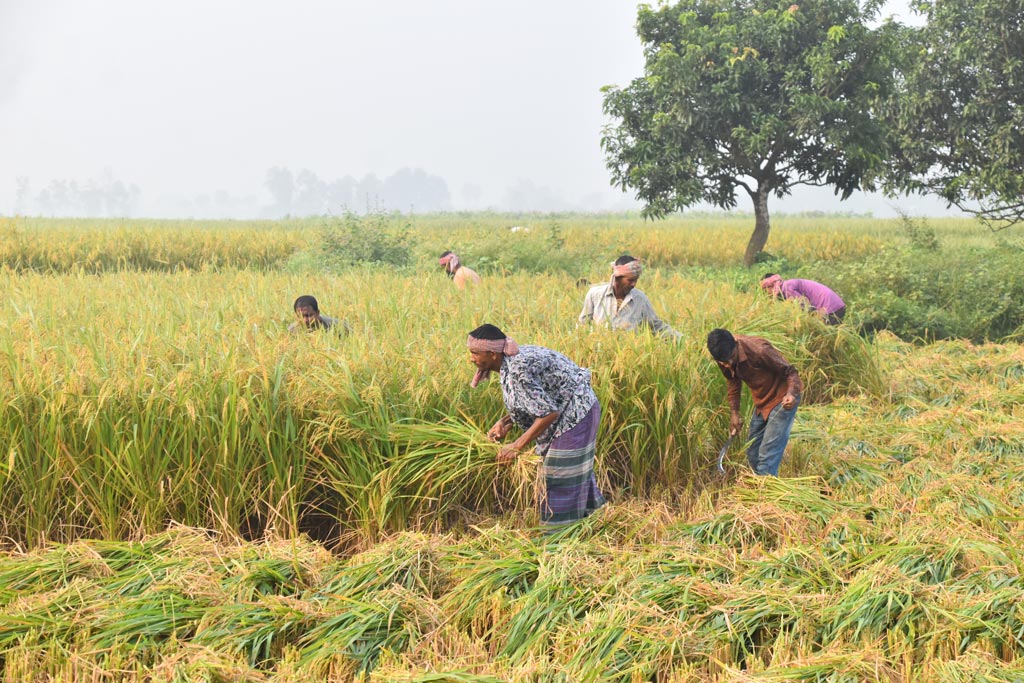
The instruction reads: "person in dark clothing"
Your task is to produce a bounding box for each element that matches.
[289,295,347,335]
[707,328,803,476]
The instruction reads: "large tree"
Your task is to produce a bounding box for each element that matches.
[603,0,900,265]
[885,0,1024,228]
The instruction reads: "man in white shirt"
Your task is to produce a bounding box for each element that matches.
[578,255,681,339]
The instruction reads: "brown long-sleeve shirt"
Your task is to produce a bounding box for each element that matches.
[718,335,803,419]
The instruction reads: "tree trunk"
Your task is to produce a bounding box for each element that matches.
[743,187,771,267]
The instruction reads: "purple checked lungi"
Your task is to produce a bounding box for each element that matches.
[539,400,605,529]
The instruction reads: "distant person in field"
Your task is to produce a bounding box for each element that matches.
[578,255,681,339]
[760,273,846,325]
[439,250,482,289]
[707,328,803,476]
[467,323,605,530]
[288,295,348,335]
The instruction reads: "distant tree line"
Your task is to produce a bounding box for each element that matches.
[263,166,451,217]
[8,166,454,219]
[15,172,141,218]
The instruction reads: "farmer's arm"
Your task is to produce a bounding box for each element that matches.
[726,374,743,435]
[577,288,596,326]
[642,299,682,340]
[487,414,515,441]
[498,411,560,463]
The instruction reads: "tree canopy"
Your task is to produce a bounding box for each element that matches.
[602,0,901,265]
[885,0,1024,228]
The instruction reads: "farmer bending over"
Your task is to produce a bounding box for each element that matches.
[439,250,482,289]
[707,328,802,476]
[578,255,681,339]
[760,273,846,325]
[468,323,605,530]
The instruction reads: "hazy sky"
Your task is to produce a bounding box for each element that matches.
[0,0,958,217]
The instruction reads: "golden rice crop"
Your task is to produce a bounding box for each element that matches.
[0,264,882,549]
[1,216,1023,680]
[3,214,1000,276]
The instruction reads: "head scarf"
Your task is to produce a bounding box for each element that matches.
[760,274,783,296]
[612,259,642,279]
[439,252,461,275]
[467,335,520,387]
[610,259,642,297]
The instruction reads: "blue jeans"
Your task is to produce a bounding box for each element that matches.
[746,399,799,476]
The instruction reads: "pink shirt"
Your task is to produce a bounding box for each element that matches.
[780,279,845,315]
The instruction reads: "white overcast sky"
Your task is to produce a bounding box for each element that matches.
[0,0,958,217]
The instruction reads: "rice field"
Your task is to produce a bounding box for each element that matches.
[0,215,1022,681]
[2,213,999,275]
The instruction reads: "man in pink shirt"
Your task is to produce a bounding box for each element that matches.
[760,273,846,325]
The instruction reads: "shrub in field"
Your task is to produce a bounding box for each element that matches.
[803,244,1024,342]
[429,222,594,275]
[896,208,942,252]
[318,210,414,269]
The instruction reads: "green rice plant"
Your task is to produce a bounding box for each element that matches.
[313,533,448,603]
[744,547,842,592]
[555,599,703,682]
[926,650,1024,683]
[680,510,789,552]
[145,643,266,683]
[192,596,316,668]
[303,387,397,547]
[497,540,617,661]
[4,210,1024,683]
[0,216,305,273]
[407,212,898,274]
[439,530,540,638]
[697,587,819,667]
[821,563,939,650]
[369,672,507,683]
[219,554,312,601]
[89,587,208,648]
[381,415,533,531]
[731,643,901,681]
[538,498,680,550]
[0,579,95,649]
[0,393,76,545]
[815,517,877,568]
[297,584,431,674]
[731,475,851,528]
[498,574,593,661]
[926,578,1024,659]
[591,330,724,496]
[911,476,1015,536]
[0,250,893,547]
[820,452,890,495]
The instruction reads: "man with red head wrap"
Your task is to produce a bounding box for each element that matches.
[578,254,681,339]
[439,250,481,289]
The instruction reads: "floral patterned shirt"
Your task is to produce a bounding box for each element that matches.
[500,345,598,449]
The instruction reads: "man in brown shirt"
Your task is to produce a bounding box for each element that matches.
[707,328,803,475]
